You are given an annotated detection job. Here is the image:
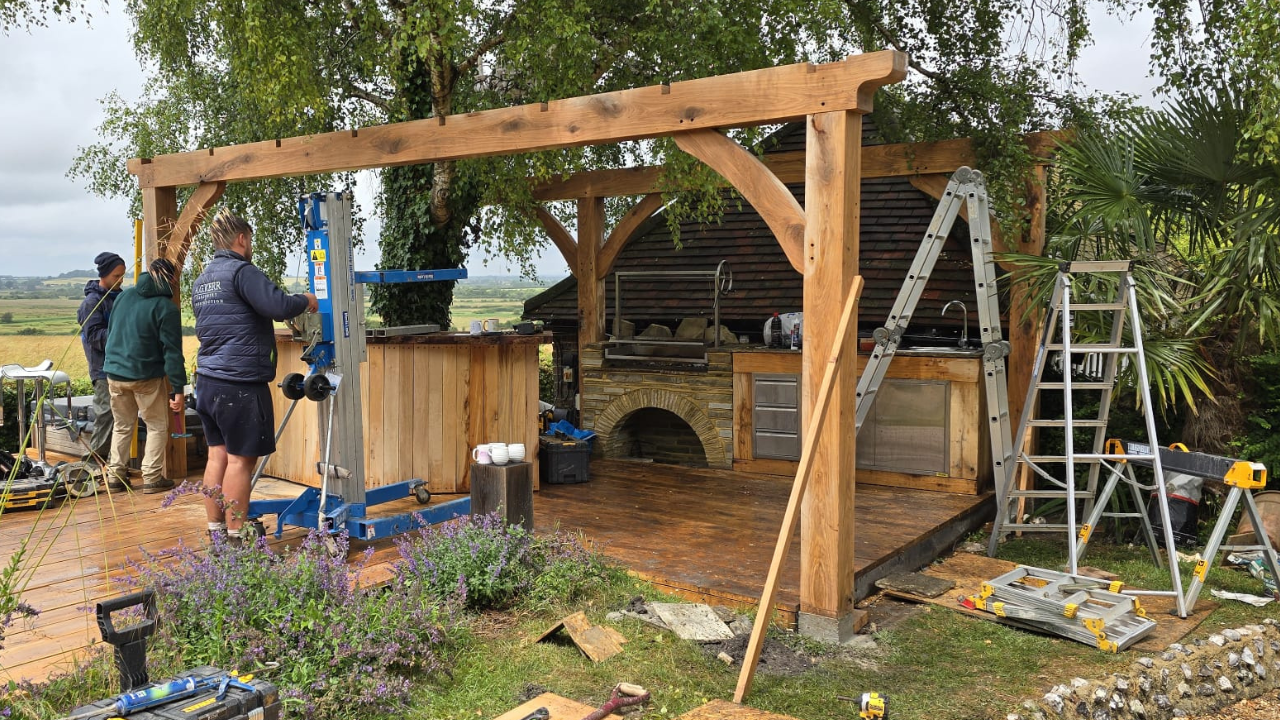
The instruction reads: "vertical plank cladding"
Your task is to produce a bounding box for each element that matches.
[267,335,543,493]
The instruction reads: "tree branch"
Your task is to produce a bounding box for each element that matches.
[458,26,509,78]
[344,83,392,113]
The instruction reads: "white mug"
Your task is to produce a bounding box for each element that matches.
[483,318,500,332]
[469,320,483,335]
[471,444,490,462]
[508,443,526,462]
[490,446,510,466]
[473,449,492,465]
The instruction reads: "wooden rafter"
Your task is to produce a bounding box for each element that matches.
[128,51,907,189]
[673,130,806,272]
[597,193,664,280]
[167,181,227,269]
[533,206,578,268]
[530,132,1063,201]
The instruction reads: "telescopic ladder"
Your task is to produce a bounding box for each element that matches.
[855,167,1015,487]
[987,260,1193,616]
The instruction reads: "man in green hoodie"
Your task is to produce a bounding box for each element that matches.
[102,258,188,493]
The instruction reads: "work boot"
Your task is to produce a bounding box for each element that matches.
[142,477,175,494]
[105,473,132,492]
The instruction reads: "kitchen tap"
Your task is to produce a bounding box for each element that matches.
[942,300,970,348]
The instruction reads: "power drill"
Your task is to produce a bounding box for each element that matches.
[859,692,888,719]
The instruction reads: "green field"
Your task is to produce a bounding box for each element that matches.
[0,275,556,383]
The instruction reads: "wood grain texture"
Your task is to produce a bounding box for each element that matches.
[798,110,861,624]
[577,197,606,352]
[530,132,1064,201]
[493,693,597,720]
[534,205,578,269]
[471,461,534,531]
[677,700,802,720]
[597,193,664,279]
[262,336,540,492]
[1009,167,1049,504]
[735,276,862,703]
[129,52,908,188]
[673,130,805,272]
[167,181,226,269]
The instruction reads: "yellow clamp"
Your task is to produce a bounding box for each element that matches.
[993,602,1007,618]
[1083,617,1107,638]
[1108,580,1123,593]
[1224,461,1267,490]
[1133,598,1147,618]
[1097,637,1119,653]
[1063,603,1079,619]
[1078,524,1093,543]
[1106,438,1126,462]
[1194,558,1209,582]
[979,582,994,599]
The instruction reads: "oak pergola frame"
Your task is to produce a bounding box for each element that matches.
[129,49,1049,644]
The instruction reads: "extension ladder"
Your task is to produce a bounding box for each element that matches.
[856,168,1015,486]
[986,260,1194,614]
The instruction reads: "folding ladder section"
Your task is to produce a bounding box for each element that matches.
[987,261,1191,614]
[855,167,1015,487]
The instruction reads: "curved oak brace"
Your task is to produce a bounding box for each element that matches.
[167,181,227,269]
[534,205,578,270]
[674,130,806,272]
[597,193,664,280]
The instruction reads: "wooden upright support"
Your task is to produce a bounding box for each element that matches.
[575,197,606,412]
[798,110,863,643]
[1009,167,1048,504]
[140,186,189,482]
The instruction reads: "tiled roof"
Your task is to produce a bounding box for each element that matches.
[524,120,994,333]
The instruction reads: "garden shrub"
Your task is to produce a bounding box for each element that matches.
[135,532,456,719]
[1236,352,1280,490]
[394,512,609,611]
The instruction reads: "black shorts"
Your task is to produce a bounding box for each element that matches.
[195,375,276,458]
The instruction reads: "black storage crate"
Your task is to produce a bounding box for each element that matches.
[65,666,280,720]
[539,437,591,485]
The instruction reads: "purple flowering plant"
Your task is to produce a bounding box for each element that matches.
[393,512,609,611]
[132,530,457,719]
[1,538,38,652]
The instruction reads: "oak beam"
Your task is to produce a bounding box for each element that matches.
[129,52,908,189]
[167,182,227,270]
[576,197,606,351]
[674,130,806,272]
[530,132,1064,201]
[1009,167,1048,509]
[798,110,862,642]
[533,206,579,269]
[597,193,664,279]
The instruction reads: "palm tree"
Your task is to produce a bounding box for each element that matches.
[1006,85,1280,452]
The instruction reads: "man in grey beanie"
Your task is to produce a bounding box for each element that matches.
[77,251,127,466]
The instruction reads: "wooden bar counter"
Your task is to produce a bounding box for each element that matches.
[263,330,546,493]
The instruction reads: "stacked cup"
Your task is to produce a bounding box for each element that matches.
[489,442,509,465]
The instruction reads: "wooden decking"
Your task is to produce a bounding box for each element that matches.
[2,456,990,684]
[535,460,993,625]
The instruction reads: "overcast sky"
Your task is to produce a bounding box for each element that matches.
[0,4,1161,279]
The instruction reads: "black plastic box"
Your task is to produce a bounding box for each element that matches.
[539,437,591,485]
[65,666,280,720]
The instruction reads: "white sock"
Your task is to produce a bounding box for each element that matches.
[208,522,226,533]
[227,527,242,538]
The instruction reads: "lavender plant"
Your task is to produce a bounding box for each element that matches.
[133,531,456,719]
[1,539,38,651]
[394,513,609,611]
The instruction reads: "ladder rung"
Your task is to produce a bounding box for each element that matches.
[1005,490,1097,499]
[1024,453,1153,462]
[996,523,1079,531]
[1036,382,1114,390]
[1028,419,1108,428]
[1047,345,1138,354]
[1062,302,1128,311]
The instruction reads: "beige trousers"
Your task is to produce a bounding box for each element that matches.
[108,377,171,484]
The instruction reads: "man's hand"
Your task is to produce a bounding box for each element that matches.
[169,394,185,413]
[302,293,319,313]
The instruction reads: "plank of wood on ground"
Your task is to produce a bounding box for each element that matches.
[535,611,626,663]
[649,603,734,641]
[492,693,596,720]
[879,551,1219,652]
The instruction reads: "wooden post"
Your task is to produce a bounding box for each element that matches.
[798,110,863,642]
[470,461,535,531]
[141,186,188,482]
[1009,167,1048,504]
[575,197,605,418]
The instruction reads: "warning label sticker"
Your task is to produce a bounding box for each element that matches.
[313,261,326,278]
[310,249,327,262]
[315,277,329,299]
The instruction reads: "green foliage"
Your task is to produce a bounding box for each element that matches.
[1234,353,1280,489]
[0,0,86,32]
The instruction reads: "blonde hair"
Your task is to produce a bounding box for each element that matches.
[210,207,252,250]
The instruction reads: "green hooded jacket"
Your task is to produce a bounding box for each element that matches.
[103,271,188,394]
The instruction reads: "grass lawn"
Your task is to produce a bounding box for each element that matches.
[10,533,1277,720]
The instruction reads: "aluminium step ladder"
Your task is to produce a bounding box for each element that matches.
[855,167,1015,488]
[986,260,1191,615]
